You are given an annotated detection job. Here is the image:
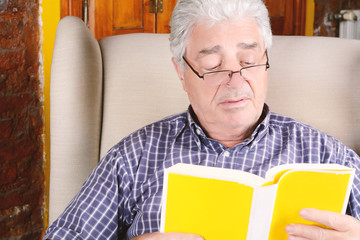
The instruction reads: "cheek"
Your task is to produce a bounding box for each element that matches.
[183,77,218,107]
[250,75,268,101]
[263,78,269,100]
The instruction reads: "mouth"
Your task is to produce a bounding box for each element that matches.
[219,97,250,107]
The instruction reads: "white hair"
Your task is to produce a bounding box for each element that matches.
[169,0,272,69]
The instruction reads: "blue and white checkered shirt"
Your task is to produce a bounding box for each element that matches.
[44,105,360,240]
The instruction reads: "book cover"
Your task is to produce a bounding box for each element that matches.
[160,163,355,240]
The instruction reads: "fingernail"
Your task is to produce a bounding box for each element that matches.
[299,208,309,218]
[285,224,294,234]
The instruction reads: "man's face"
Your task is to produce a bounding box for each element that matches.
[174,18,268,138]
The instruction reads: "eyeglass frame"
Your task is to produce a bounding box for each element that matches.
[182,50,270,83]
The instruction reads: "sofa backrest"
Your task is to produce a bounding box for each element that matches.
[99,34,189,158]
[267,36,360,154]
[99,33,360,157]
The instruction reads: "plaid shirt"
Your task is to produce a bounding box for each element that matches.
[44,105,360,240]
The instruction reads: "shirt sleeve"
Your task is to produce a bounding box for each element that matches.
[343,147,360,221]
[43,146,134,240]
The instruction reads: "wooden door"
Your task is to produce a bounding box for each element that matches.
[61,0,306,38]
[61,0,176,39]
[265,0,307,35]
[61,0,84,19]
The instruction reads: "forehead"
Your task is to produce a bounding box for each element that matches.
[186,18,264,58]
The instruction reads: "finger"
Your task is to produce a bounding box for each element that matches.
[132,232,204,240]
[164,232,204,240]
[286,223,337,240]
[299,208,353,232]
[287,235,309,240]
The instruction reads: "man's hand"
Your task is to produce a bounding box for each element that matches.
[285,208,360,240]
[131,232,204,240]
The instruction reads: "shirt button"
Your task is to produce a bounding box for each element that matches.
[196,129,201,135]
[224,151,230,157]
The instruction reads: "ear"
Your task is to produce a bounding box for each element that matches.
[171,57,187,92]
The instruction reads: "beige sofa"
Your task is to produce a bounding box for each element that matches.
[49,16,360,224]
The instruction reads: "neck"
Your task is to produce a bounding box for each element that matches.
[189,105,267,148]
[205,124,257,148]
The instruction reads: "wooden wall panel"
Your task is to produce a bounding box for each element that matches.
[89,0,156,39]
[63,0,307,38]
[266,0,307,35]
[113,0,143,30]
[60,0,83,19]
[156,0,177,33]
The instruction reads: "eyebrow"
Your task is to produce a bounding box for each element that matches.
[197,45,221,58]
[237,42,259,49]
[195,42,259,59]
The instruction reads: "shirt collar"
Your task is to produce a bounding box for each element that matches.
[186,106,207,149]
[247,104,270,148]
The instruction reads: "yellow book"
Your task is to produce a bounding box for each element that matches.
[160,163,355,240]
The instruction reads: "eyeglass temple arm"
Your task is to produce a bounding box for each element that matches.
[182,56,204,78]
[265,50,270,70]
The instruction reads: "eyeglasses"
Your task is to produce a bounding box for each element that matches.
[182,51,270,86]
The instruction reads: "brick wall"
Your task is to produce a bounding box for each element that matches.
[314,0,360,36]
[0,0,44,239]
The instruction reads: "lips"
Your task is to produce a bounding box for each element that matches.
[221,97,249,104]
[220,98,250,109]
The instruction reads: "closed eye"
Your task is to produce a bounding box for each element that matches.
[205,64,221,71]
[241,61,255,67]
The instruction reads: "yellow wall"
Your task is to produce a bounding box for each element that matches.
[41,0,60,231]
[306,0,315,36]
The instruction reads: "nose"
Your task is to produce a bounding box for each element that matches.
[229,70,242,79]
[223,70,244,87]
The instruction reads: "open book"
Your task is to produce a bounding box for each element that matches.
[160,163,355,240]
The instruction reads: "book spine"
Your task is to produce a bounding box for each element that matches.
[247,184,278,240]
[341,169,356,214]
[160,169,170,232]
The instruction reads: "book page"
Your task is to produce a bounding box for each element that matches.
[165,163,266,186]
[265,163,351,181]
[162,172,255,240]
[267,169,354,240]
